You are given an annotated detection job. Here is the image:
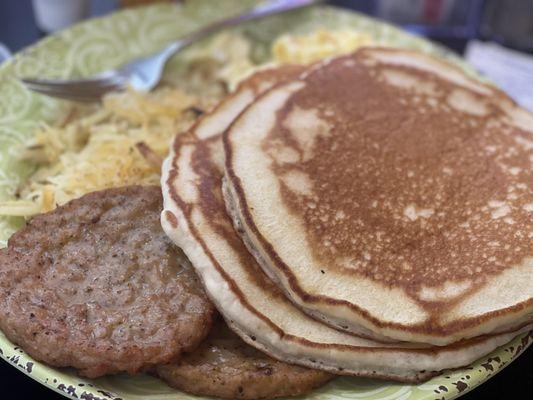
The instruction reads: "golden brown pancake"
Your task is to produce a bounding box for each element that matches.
[223,48,533,345]
[161,64,532,383]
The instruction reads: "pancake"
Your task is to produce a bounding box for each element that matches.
[155,319,332,399]
[161,66,532,383]
[0,186,215,378]
[223,47,533,345]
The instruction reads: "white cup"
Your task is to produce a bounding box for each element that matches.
[32,0,89,33]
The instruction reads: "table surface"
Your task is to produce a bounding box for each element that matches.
[0,1,531,399]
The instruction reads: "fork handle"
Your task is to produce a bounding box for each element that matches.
[163,0,324,57]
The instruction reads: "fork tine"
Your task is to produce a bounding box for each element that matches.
[23,86,110,102]
[21,76,127,102]
[23,88,109,102]
[22,77,125,89]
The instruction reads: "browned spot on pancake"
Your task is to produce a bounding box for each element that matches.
[265,52,532,309]
[164,210,178,229]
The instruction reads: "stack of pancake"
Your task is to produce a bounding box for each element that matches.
[2,45,529,400]
[161,47,533,382]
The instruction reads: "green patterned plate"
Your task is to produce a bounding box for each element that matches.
[0,1,530,399]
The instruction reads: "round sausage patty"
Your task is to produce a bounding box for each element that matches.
[0,185,215,378]
[155,319,333,399]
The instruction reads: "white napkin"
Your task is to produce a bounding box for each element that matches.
[0,43,11,64]
[465,40,533,111]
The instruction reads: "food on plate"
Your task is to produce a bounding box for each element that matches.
[0,10,531,396]
[0,88,208,217]
[178,28,374,91]
[272,29,373,64]
[161,64,532,383]
[178,32,256,92]
[0,28,374,219]
[0,185,215,378]
[155,319,333,399]
[223,47,533,346]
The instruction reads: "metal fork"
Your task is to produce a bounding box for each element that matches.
[21,0,323,102]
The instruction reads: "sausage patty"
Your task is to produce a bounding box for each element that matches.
[0,185,215,378]
[155,319,333,399]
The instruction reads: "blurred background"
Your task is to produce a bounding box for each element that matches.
[2,0,533,53]
[1,0,532,109]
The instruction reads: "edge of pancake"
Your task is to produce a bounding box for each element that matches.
[223,172,533,344]
[162,148,533,382]
[222,48,533,345]
[161,65,533,382]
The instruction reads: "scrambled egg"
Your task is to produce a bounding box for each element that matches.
[180,29,374,89]
[0,28,374,217]
[272,29,373,65]
[179,32,256,92]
